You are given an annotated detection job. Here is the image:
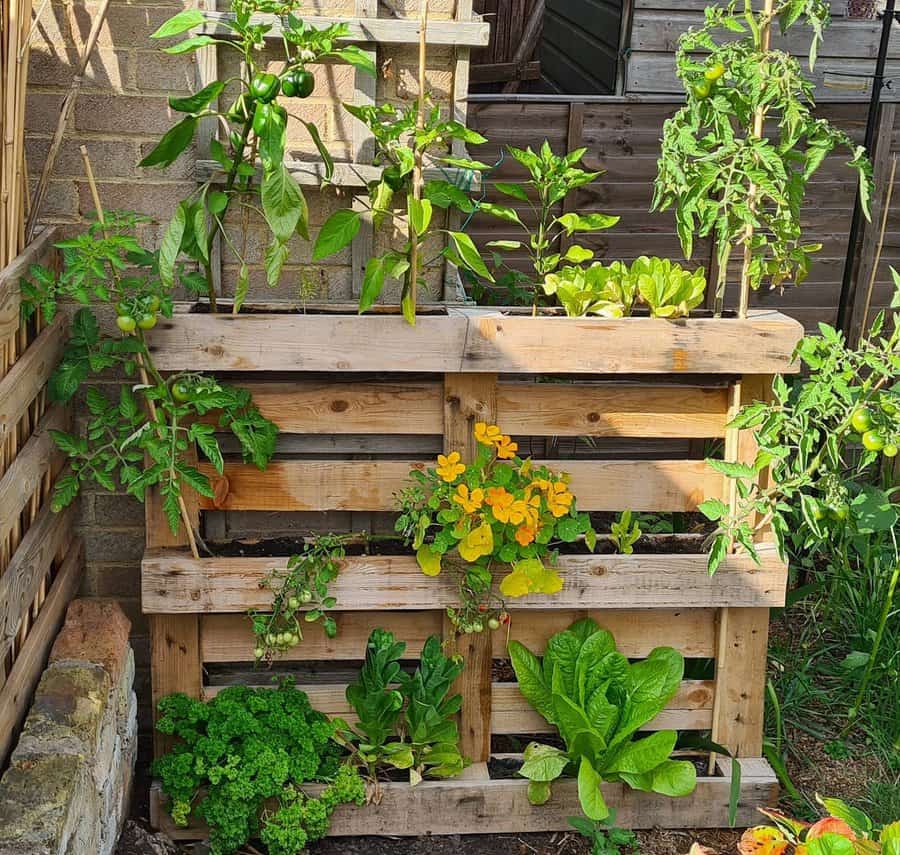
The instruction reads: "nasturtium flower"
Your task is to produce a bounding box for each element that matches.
[738,827,788,855]
[546,481,574,517]
[529,478,551,493]
[458,521,494,562]
[435,451,465,483]
[508,494,540,526]
[487,488,515,523]
[416,544,442,576]
[495,435,518,459]
[515,524,537,546]
[453,484,484,513]
[474,422,502,446]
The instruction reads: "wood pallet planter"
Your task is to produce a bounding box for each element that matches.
[144,306,802,835]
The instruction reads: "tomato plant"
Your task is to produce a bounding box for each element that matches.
[652,0,873,314]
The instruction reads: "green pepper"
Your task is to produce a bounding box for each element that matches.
[281,68,315,98]
[252,101,275,137]
[249,71,280,103]
[382,166,406,191]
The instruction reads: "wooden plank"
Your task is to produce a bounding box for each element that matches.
[200,11,491,46]
[0,503,74,666]
[231,381,443,435]
[0,315,67,441]
[442,373,497,763]
[142,548,787,613]
[198,608,716,663]
[194,457,727,512]
[0,539,82,768]
[470,60,541,84]
[497,382,729,437]
[710,607,770,758]
[147,309,804,374]
[151,758,778,837]
[0,403,69,545]
[200,679,715,732]
[0,228,58,344]
[200,611,443,662]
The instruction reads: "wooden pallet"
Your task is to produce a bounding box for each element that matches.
[144,307,800,835]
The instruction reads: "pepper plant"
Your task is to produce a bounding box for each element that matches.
[652,0,873,314]
[312,98,493,323]
[21,212,277,549]
[141,1,375,312]
[476,142,618,305]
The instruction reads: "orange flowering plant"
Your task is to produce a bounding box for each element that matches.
[395,423,597,632]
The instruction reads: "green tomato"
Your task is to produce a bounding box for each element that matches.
[289,633,301,646]
[116,315,136,334]
[287,596,301,610]
[472,620,484,633]
[693,80,712,99]
[704,62,726,81]
[883,443,898,458]
[487,617,501,631]
[299,590,313,604]
[254,646,265,659]
[851,407,874,433]
[137,312,157,330]
[265,632,276,645]
[862,430,885,452]
[50,499,64,513]
[172,381,192,403]
[249,71,280,103]
[146,295,161,313]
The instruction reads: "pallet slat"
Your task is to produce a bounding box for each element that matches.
[195,458,727,512]
[152,756,779,837]
[198,608,719,662]
[147,309,803,374]
[143,548,787,613]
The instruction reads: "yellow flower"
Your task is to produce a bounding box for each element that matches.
[416,544,442,576]
[458,522,494,562]
[515,524,537,546]
[474,422,502,446]
[435,451,465,483]
[529,478,551,493]
[508,494,540,526]
[453,484,484,513]
[546,481,574,518]
[495,435,518,459]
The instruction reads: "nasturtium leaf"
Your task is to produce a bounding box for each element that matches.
[416,545,442,576]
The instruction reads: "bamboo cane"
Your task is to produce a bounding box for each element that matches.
[736,0,774,318]
[859,155,897,336]
[79,146,201,560]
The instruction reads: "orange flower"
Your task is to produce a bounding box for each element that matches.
[488,488,515,523]
[515,524,537,546]
[495,435,518,459]
[508,494,541,526]
[435,451,465,483]
[474,422,502,446]
[529,478,552,493]
[738,828,788,855]
[546,481,574,518]
[453,484,484,513]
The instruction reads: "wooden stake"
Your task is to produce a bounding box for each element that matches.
[736,0,774,319]
[859,155,896,335]
[78,146,200,559]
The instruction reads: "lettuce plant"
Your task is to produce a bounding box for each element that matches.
[509,618,696,820]
[542,256,706,318]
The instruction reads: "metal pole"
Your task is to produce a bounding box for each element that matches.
[836,0,897,336]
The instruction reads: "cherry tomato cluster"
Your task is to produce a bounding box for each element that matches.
[850,400,898,458]
[447,603,510,635]
[115,294,161,335]
[692,60,726,100]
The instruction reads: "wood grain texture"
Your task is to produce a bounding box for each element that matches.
[0,228,57,344]
[142,548,787,613]
[152,756,778,838]
[202,679,716,733]
[0,315,67,440]
[194,458,727,512]
[0,539,82,768]
[497,381,729,437]
[197,608,718,663]
[146,309,804,374]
